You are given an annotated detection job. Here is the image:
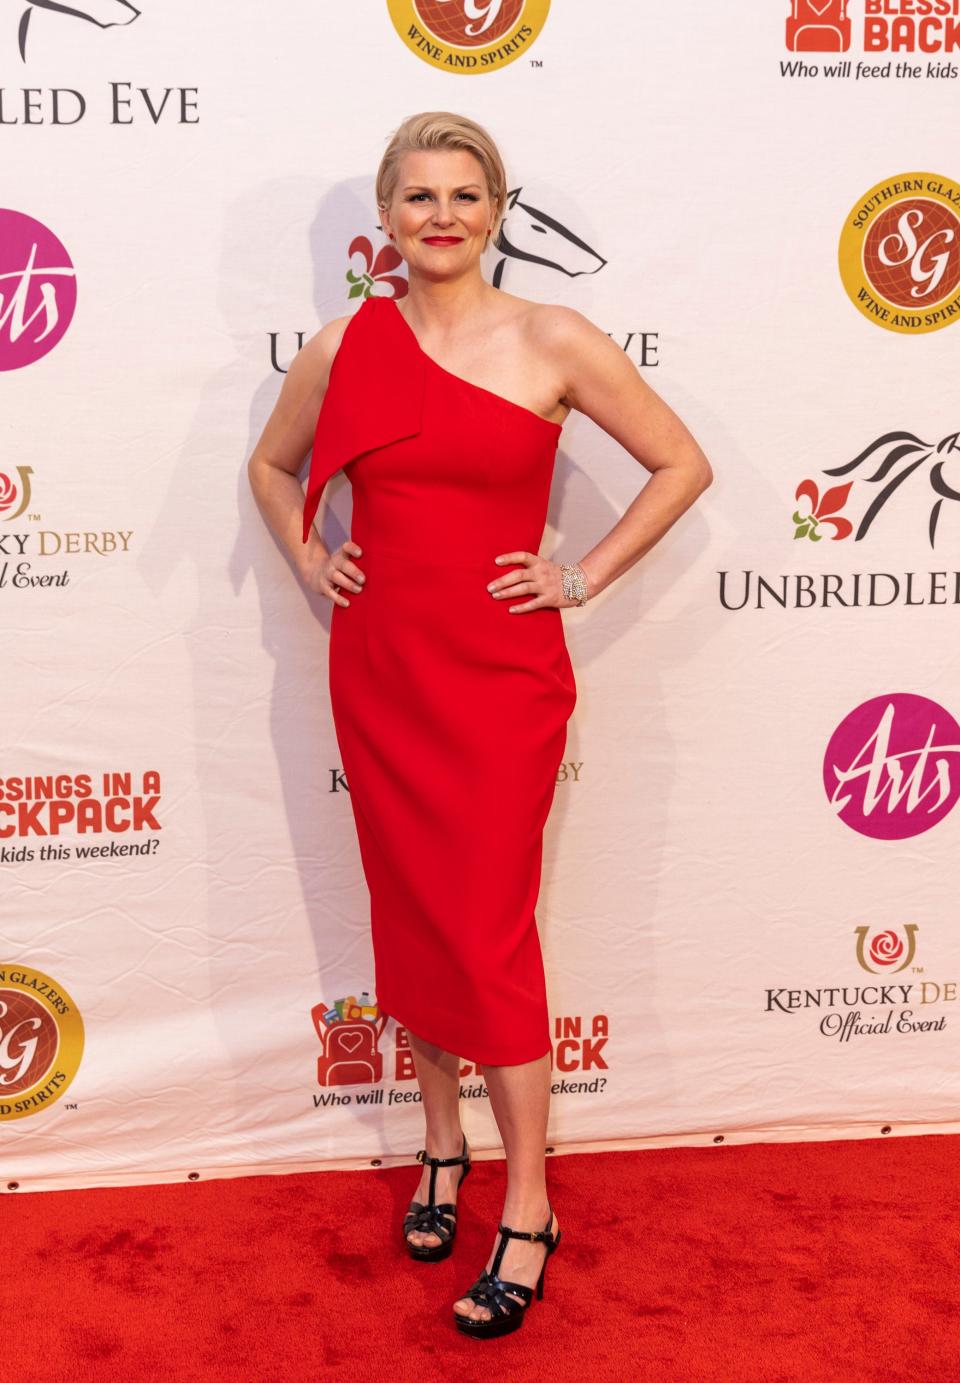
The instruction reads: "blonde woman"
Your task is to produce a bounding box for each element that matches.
[248,111,712,1338]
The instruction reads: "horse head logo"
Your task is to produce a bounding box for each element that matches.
[17,1,140,62]
[491,187,607,289]
[822,429,960,547]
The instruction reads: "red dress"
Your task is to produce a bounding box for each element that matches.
[302,295,576,1065]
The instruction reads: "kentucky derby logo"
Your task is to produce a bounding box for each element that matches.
[0,467,34,521]
[387,0,551,72]
[855,925,918,974]
[838,172,960,334]
[765,924,950,1042]
[312,992,387,1087]
[0,966,84,1121]
[792,428,960,547]
[0,210,77,372]
[823,693,960,839]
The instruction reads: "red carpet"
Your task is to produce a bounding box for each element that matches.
[7,1134,958,1381]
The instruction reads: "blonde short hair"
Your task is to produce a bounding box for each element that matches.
[376,111,508,247]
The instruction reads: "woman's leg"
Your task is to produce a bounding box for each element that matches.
[404,1030,468,1250]
[452,1050,559,1321]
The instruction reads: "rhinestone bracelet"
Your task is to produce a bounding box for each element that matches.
[560,562,589,606]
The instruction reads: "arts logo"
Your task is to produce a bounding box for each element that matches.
[792,428,960,547]
[16,1,139,62]
[0,467,34,521]
[387,0,551,72]
[854,924,918,973]
[0,966,84,1120]
[838,172,960,334]
[823,693,960,839]
[0,210,77,371]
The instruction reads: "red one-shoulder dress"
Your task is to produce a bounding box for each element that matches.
[302,295,576,1066]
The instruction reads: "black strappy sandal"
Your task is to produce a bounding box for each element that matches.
[402,1132,472,1262]
[453,1204,560,1338]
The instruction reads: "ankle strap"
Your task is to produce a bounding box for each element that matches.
[416,1137,469,1168]
[497,1223,554,1243]
[497,1203,555,1246]
[490,1208,555,1280]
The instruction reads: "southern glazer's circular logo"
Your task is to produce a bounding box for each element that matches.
[387,0,551,72]
[0,966,84,1120]
[838,172,960,334]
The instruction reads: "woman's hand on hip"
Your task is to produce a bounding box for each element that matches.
[486,551,582,612]
[304,540,365,607]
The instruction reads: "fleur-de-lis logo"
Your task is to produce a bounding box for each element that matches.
[854,925,918,974]
[17,1,140,63]
[345,236,408,302]
[792,479,853,541]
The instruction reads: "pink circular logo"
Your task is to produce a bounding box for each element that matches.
[823,692,960,839]
[0,208,77,371]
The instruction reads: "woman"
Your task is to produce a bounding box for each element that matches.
[248,111,712,1338]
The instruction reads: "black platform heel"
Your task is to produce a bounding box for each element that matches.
[453,1204,560,1338]
[403,1132,472,1262]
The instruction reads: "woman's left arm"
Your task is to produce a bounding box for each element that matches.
[490,307,714,611]
[557,306,714,600]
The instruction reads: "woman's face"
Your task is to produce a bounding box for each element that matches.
[380,147,495,278]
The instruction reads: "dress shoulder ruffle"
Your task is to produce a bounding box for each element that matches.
[301,297,425,544]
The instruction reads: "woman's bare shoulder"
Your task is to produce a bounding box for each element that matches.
[494,296,607,381]
[491,290,600,351]
[526,299,602,345]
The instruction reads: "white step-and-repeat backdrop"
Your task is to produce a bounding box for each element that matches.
[4,2,960,1191]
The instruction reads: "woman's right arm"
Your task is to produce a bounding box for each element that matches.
[246,314,365,607]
